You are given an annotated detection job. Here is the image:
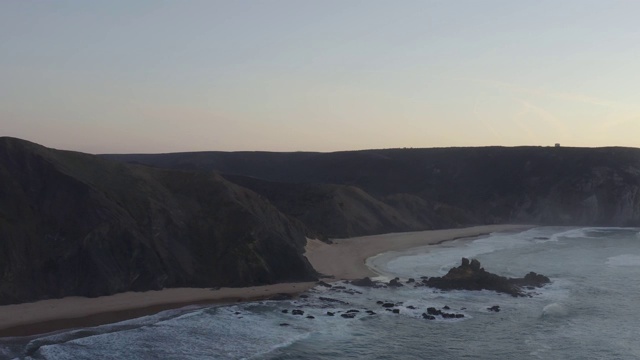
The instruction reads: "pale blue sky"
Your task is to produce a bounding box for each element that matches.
[2,1,639,153]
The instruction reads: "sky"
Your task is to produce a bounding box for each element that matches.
[2,0,639,153]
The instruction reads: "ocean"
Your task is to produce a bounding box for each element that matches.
[2,227,640,359]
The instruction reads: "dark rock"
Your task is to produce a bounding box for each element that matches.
[382,302,395,308]
[388,278,404,287]
[406,278,415,284]
[522,272,551,286]
[235,311,241,315]
[292,309,304,316]
[299,294,309,299]
[317,281,332,288]
[350,277,377,287]
[407,305,416,310]
[347,309,360,313]
[366,310,376,315]
[279,323,290,327]
[488,305,501,312]
[455,314,464,318]
[392,309,400,314]
[306,315,315,319]
[333,286,347,290]
[422,313,436,320]
[326,311,335,316]
[426,307,442,316]
[281,309,289,313]
[343,289,363,295]
[470,259,482,271]
[425,258,551,297]
[376,300,384,305]
[443,305,450,310]
[341,313,356,319]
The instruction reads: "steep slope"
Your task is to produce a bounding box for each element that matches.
[106,146,640,227]
[0,137,316,305]
[224,175,477,238]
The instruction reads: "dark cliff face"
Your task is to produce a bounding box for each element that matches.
[0,138,316,305]
[107,146,640,229]
[224,175,476,238]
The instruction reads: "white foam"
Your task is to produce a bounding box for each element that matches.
[606,254,640,267]
[541,303,568,318]
[546,228,590,242]
[375,230,536,277]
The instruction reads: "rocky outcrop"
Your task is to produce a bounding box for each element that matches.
[425,258,550,297]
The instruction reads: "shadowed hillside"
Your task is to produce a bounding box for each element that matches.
[106,146,640,227]
[0,137,316,305]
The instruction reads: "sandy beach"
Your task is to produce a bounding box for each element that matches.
[304,224,532,279]
[0,224,530,337]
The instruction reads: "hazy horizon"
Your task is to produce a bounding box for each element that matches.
[2,1,639,153]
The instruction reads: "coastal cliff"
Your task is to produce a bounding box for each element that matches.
[108,146,640,234]
[0,138,316,305]
[2,137,639,304]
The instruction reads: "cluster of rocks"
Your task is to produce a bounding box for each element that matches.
[422,307,464,320]
[347,258,551,297]
[276,261,541,323]
[425,258,551,297]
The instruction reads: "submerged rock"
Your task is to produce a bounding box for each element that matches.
[422,314,436,320]
[350,277,377,287]
[319,296,349,305]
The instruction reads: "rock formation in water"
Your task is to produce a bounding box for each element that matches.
[425,258,551,297]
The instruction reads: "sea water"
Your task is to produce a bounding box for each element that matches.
[2,227,640,359]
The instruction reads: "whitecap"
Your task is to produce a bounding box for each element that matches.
[606,254,640,267]
[541,303,568,318]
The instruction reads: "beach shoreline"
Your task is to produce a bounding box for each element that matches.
[0,224,533,338]
[304,224,533,280]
